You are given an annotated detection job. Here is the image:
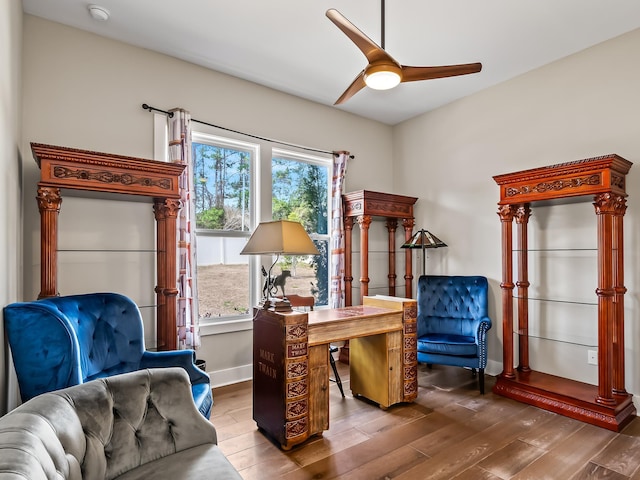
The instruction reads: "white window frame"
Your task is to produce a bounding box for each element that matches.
[271,148,332,306]
[191,132,260,335]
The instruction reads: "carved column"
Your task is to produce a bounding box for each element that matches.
[386,219,398,296]
[37,186,62,299]
[343,216,354,307]
[153,199,168,349]
[154,198,181,351]
[498,204,516,379]
[357,215,372,302]
[403,217,415,298]
[515,204,531,373]
[593,193,616,406]
[164,198,181,352]
[611,195,627,395]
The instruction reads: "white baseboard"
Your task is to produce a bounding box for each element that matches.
[209,363,253,389]
[485,359,502,377]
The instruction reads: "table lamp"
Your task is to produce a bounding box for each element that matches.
[240,220,319,311]
[401,229,447,276]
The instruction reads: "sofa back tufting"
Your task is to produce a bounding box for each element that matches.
[0,368,241,479]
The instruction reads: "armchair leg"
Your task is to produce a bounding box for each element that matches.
[479,368,485,394]
[329,346,345,398]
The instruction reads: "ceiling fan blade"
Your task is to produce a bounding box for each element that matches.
[334,71,367,105]
[326,8,395,65]
[400,63,482,83]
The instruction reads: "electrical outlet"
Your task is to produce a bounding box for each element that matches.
[587,350,598,365]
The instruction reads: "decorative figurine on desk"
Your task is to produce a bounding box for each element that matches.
[262,266,291,298]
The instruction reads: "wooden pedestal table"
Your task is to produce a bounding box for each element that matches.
[253,295,418,450]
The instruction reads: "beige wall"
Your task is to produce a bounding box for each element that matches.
[0,0,23,414]
[394,28,640,405]
[20,15,395,391]
[13,11,640,410]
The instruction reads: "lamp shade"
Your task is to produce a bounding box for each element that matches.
[401,229,447,249]
[240,220,320,256]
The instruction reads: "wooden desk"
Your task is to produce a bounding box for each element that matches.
[253,296,417,450]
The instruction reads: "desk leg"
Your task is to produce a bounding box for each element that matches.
[308,345,330,436]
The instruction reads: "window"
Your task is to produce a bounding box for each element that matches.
[192,134,332,321]
[272,150,330,306]
[192,133,256,321]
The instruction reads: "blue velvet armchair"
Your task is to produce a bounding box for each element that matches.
[416,275,492,394]
[3,292,213,418]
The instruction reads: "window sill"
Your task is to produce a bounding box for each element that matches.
[199,317,253,336]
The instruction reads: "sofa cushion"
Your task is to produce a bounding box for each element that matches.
[116,444,240,480]
[417,334,478,356]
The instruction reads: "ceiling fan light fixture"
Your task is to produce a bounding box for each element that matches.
[364,64,402,90]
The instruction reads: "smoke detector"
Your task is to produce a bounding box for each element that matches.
[88,5,110,22]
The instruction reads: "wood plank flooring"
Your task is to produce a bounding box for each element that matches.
[211,362,640,479]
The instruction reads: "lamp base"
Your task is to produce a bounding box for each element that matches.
[260,297,292,312]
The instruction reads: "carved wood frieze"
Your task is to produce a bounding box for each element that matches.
[343,190,418,218]
[32,142,185,199]
[494,154,632,205]
[505,174,601,199]
[53,166,173,190]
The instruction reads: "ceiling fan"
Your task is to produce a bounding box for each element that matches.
[326,1,482,105]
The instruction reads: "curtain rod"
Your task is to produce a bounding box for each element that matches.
[142,103,352,157]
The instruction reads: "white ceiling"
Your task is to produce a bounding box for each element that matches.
[22,0,640,125]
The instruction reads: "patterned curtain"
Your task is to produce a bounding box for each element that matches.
[329,151,350,309]
[168,108,200,348]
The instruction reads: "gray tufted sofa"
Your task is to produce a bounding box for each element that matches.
[0,368,242,479]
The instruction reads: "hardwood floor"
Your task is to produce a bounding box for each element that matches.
[211,362,640,479]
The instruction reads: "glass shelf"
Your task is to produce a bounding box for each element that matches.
[513,295,597,306]
[58,249,157,253]
[511,296,598,348]
[513,248,597,252]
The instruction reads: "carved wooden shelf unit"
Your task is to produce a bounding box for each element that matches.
[32,142,186,351]
[340,190,418,363]
[492,154,635,431]
[342,190,418,306]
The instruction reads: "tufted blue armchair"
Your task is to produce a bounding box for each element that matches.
[416,275,492,393]
[3,292,213,418]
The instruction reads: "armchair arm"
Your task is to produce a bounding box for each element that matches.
[140,350,210,385]
[475,316,492,369]
[474,316,492,340]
